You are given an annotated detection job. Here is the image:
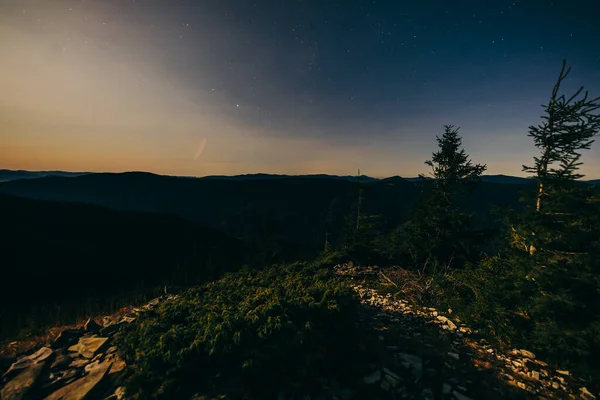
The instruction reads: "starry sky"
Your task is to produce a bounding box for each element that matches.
[1,0,600,178]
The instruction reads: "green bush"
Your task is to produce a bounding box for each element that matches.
[431,249,600,376]
[115,262,359,399]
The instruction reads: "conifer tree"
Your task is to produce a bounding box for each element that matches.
[423,125,487,202]
[399,125,486,271]
[514,59,600,255]
[507,59,600,366]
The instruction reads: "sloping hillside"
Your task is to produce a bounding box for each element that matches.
[0,194,251,338]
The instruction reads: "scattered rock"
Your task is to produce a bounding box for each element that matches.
[1,361,46,400]
[519,349,535,359]
[120,316,136,324]
[396,353,423,382]
[3,347,53,379]
[69,358,90,369]
[147,298,160,307]
[44,360,113,400]
[442,383,452,394]
[106,353,126,375]
[84,360,102,374]
[99,322,124,337]
[381,367,401,389]
[68,336,109,359]
[362,370,381,385]
[420,388,434,399]
[84,318,102,334]
[334,264,596,400]
[114,386,127,400]
[580,386,596,400]
[51,329,82,349]
[50,354,72,370]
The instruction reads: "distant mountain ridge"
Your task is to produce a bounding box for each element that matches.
[0,170,534,259]
[0,169,89,182]
[1,169,597,184]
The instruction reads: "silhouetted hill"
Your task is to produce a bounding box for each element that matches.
[0,193,251,336]
[480,175,534,184]
[202,173,378,181]
[0,172,531,259]
[0,169,89,182]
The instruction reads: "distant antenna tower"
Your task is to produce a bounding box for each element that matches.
[356,169,362,229]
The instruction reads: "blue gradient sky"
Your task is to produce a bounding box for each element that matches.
[1,0,599,178]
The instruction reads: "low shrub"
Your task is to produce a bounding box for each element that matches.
[115,262,359,399]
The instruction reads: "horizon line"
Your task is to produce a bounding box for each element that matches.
[2,168,600,181]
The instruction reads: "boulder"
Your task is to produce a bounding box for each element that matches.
[105,354,126,375]
[396,353,423,382]
[51,354,73,370]
[1,361,46,400]
[69,359,90,369]
[68,336,109,359]
[362,370,381,385]
[84,318,102,334]
[39,369,82,398]
[442,383,452,394]
[44,360,113,400]
[519,349,536,359]
[579,387,596,400]
[51,329,83,349]
[3,347,53,379]
[120,316,136,324]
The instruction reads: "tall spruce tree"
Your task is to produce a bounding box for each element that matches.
[513,59,600,255]
[507,59,600,367]
[399,125,486,271]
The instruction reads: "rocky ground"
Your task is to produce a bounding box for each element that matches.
[1,268,598,400]
[334,263,598,400]
[0,291,181,400]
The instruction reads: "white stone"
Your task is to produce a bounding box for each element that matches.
[442,383,452,394]
[579,386,596,400]
[362,370,381,385]
[519,349,536,359]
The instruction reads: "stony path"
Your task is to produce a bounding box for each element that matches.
[335,264,597,400]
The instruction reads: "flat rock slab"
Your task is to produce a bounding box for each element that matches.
[44,360,113,400]
[1,361,46,400]
[3,347,53,379]
[51,330,83,349]
[68,337,108,359]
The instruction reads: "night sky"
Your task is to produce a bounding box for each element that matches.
[1,0,599,178]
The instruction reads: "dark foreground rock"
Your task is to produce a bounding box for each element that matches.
[0,294,176,400]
